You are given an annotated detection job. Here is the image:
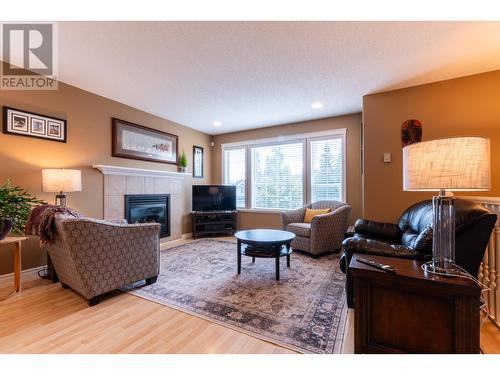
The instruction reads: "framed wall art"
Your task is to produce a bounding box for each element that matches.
[112,118,179,165]
[3,106,67,143]
[193,145,204,178]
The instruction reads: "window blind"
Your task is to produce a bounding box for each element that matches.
[251,142,304,210]
[310,137,343,202]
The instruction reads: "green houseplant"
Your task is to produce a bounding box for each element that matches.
[0,180,45,239]
[178,150,188,173]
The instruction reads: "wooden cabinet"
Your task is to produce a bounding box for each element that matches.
[350,254,481,354]
[192,211,237,239]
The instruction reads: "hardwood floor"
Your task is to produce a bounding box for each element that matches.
[0,237,497,354]
[0,274,293,353]
[481,319,500,354]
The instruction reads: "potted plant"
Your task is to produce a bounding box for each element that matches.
[0,180,45,240]
[178,150,188,173]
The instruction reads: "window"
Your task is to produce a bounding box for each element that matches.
[310,137,344,202]
[223,147,246,208]
[252,142,304,210]
[222,129,346,210]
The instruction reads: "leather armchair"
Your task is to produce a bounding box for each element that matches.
[281,200,352,257]
[340,199,497,308]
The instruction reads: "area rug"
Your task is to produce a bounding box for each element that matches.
[124,239,347,354]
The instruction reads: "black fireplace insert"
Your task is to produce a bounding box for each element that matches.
[125,194,170,238]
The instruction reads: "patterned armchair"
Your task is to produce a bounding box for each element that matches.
[42,216,160,306]
[281,200,352,257]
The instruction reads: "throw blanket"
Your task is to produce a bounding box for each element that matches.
[25,205,82,244]
[25,204,57,236]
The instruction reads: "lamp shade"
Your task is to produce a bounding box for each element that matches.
[403,137,490,191]
[42,169,82,193]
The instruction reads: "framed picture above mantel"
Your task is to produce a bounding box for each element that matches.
[111,118,179,165]
[3,106,67,143]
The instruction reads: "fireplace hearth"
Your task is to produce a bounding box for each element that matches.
[125,194,170,238]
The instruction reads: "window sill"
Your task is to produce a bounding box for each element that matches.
[237,209,284,214]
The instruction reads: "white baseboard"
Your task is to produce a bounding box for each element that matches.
[0,265,45,281]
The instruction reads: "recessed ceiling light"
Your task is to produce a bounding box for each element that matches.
[311,102,324,109]
[213,121,222,127]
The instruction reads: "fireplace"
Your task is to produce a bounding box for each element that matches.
[125,194,170,238]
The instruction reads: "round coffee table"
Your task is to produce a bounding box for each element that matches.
[234,229,295,280]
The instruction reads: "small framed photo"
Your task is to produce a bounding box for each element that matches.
[30,117,46,135]
[193,145,204,178]
[12,114,28,132]
[3,107,66,142]
[47,121,62,138]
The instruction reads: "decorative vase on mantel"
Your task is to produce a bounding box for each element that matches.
[0,218,13,240]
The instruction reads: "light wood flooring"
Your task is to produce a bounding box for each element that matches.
[0,238,497,354]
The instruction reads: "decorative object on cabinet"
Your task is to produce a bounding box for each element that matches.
[401,119,422,146]
[3,106,66,142]
[112,117,178,164]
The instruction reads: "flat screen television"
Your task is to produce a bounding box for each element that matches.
[192,185,237,212]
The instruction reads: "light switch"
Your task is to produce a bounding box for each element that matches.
[383,152,392,163]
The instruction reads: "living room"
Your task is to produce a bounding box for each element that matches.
[1,2,499,372]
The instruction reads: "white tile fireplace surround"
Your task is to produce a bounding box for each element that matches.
[93,165,190,242]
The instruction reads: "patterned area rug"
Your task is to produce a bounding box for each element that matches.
[124,239,347,353]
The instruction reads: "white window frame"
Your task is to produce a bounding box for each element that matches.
[221,128,347,212]
[222,145,248,209]
[307,134,347,204]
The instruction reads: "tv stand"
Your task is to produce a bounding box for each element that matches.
[192,211,237,239]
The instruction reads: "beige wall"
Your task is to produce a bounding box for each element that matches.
[211,114,362,229]
[0,82,211,275]
[363,69,500,222]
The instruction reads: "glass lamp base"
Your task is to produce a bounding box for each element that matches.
[55,192,67,207]
[421,261,461,276]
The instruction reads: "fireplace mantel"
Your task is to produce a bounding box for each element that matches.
[93,164,190,178]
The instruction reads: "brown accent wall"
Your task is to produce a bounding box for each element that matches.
[0,82,211,275]
[363,69,500,222]
[211,114,362,229]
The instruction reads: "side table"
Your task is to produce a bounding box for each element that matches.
[350,254,481,354]
[0,236,28,299]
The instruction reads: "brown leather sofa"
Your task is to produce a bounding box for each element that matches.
[340,199,497,308]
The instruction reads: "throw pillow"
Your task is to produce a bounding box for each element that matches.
[303,208,331,223]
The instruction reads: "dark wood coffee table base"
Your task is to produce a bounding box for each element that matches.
[238,242,292,280]
[235,229,295,280]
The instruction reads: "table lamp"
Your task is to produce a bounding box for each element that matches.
[42,169,82,207]
[403,137,490,275]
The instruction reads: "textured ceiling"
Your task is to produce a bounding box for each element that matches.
[56,21,500,135]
